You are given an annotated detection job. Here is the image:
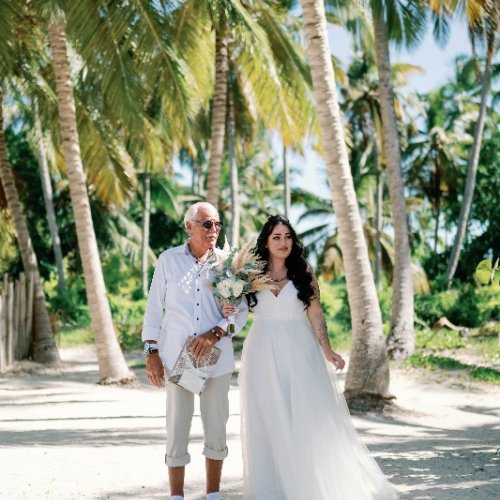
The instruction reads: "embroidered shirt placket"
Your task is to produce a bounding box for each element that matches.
[190,251,206,338]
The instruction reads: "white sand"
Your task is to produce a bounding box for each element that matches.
[0,347,498,500]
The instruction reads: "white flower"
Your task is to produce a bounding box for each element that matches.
[231,280,245,297]
[216,280,232,299]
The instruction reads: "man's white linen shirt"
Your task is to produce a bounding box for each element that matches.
[142,243,248,377]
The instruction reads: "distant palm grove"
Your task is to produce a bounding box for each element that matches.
[0,1,498,410]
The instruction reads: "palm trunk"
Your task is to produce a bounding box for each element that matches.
[371,114,383,289]
[446,29,495,286]
[433,202,440,256]
[432,161,441,256]
[300,0,391,411]
[372,7,414,360]
[469,29,482,80]
[0,87,60,365]
[375,167,383,288]
[283,146,291,219]
[142,172,151,296]
[191,161,197,194]
[34,100,66,289]
[206,34,229,208]
[227,92,240,248]
[48,19,134,384]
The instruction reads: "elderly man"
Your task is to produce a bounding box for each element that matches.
[142,201,247,500]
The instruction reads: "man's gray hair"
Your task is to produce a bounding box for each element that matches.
[183,202,218,227]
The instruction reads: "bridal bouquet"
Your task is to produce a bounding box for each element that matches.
[212,239,276,333]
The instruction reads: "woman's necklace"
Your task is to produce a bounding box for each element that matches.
[269,268,288,282]
[271,275,288,283]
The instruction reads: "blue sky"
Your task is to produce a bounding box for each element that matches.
[328,21,471,93]
[291,20,473,211]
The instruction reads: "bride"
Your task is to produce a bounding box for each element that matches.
[230,215,398,499]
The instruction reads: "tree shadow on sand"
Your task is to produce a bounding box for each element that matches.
[355,409,500,499]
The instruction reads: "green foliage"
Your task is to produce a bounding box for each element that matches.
[332,279,392,336]
[102,253,126,294]
[415,283,499,328]
[147,211,186,256]
[474,258,499,287]
[101,253,146,350]
[416,328,465,350]
[406,353,500,385]
[109,292,146,352]
[45,272,90,326]
[319,279,356,350]
[57,325,94,348]
[4,125,78,280]
[0,210,18,274]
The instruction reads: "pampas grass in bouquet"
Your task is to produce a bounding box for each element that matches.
[212,239,276,333]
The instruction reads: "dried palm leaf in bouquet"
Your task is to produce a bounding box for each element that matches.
[212,239,276,333]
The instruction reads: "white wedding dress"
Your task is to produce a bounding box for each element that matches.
[239,282,398,500]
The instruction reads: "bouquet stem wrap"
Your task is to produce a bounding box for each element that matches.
[221,299,240,334]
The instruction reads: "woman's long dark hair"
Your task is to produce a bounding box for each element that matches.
[247,215,315,309]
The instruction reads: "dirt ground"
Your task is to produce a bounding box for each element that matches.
[1,347,499,500]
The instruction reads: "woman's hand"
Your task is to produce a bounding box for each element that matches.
[324,349,345,371]
[222,303,236,318]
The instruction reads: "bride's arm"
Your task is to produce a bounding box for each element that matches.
[306,273,345,370]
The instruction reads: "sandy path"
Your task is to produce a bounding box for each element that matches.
[0,347,498,500]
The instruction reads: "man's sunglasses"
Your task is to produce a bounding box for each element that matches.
[193,219,224,230]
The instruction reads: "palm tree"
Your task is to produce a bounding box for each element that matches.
[369,0,429,359]
[297,188,430,292]
[227,86,240,247]
[324,0,426,359]
[0,86,60,365]
[300,0,391,411]
[33,99,66,289]
[346,54,424,286]
[206,33,229,207]
[33,0,201,381]
[283,146,291,218]
[405,89,463,260]
[141,171,151,296]
[0,2,60,365]
[219,129,287,237]
[46,12,134,383]
[190,0,314,209]
[140,171,182,292]
[440,0,499,285]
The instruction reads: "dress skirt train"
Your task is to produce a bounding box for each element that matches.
[239,284,398,500]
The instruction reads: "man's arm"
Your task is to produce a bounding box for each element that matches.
[142,254,167,343]
[143,254,167,387]
[190,298,249,358]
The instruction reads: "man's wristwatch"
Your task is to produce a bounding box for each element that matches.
[210,328,221,341]
[144,341,159,356]
[211,326,228,341]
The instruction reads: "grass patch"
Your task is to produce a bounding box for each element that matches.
[129,361,146,369]
[406,353,500,385]
[468,334,500,364]
[56,325,94,348]
[415,328,466,350]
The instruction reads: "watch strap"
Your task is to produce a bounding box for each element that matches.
[144,341,159,356]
